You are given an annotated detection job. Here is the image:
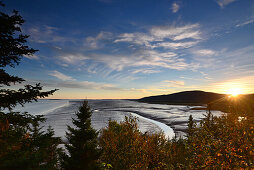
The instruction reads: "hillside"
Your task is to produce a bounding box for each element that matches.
[138,90,226,105]
[138,90,254,114]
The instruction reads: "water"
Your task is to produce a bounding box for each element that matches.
[12,99,223,141]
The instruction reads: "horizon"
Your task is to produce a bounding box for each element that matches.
[41,90,254,100]
[4,0,254,99]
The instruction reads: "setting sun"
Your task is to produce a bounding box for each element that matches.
[227,88,242,97]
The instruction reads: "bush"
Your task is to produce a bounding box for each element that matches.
[187,111,254,169]
[99,111,253,169]
[99,116,187,169]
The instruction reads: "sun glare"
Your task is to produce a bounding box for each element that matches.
[227,88,242,97]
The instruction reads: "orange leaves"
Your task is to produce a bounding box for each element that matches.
[217,153,222,157]
[99,112,254,169]
[99,117,172,169]
[187,112,254,169]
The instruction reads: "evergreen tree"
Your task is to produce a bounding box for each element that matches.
[0,112,62,170]
[62,101,101,170]
[186,114,196,140]
[0,1,57,110]
[0,2,61,169]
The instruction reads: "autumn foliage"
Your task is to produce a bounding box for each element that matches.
[99,117,171,169]
[99,111,254,169]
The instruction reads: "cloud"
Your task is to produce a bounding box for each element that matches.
[29,78,121,91]
[162,80,185,87]
[23,54,39,60]
[27,25,72,44]
[55,49,197,71]
[107,72,139,81]
[114,33,156,49]
[193,49,217,56]
[85,31,113,49]
[194,45,254,83]
[114,24,202,50]
[236,19,254,27]
[58,53,88,65]
[53,23,204,76]
[131,69,161,74]
[49,70,75,81]
[46,70,122,90]
[171,2,180,13]
[150,24,201,41]
[192,55,215,68]
[52,80,120,90]
[216,0,237,8]
[155,41,198,49]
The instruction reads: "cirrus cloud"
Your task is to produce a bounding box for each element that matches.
[171,2,180,13]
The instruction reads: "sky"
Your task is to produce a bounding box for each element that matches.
[3,0,254,99]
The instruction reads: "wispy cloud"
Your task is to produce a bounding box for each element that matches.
[236,19,254,27]
[58,53,88,65]
[150,24,201,41]
[47,70,121,90]
[162,80,185,87]
[52,80,120,90]
[193,49,217,56]
[84,31,113,49]
[107,72,139,82]
[27,25,72,44]
[52,23,205,80]
[131,68,161,74]
[56,50,198,72]
[23,54,39,60]
[114,24,202,50]
[216,0,237,8]
[155,41,198,49]
[171,2,180,13]
[49,70,75,81]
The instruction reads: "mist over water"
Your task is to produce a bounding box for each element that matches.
[13,99,223,141]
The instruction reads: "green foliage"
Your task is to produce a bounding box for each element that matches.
[61,101,101,170]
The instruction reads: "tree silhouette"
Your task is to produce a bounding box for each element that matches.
[0,2,57,110]
[0,2,61,169]
[61,101,101,170]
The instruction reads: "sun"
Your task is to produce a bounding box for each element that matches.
[227,88,242,97]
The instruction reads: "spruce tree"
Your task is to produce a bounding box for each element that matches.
[0,2,61,169]
[62,101,101,170]
[186,115,196,141]
[0,112,62,170]
[0,2,56,110]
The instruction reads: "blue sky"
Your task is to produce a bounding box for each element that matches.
[4,0,254,99]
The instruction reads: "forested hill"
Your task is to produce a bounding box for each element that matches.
[138,90,226,105]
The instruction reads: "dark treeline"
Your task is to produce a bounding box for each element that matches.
[0,2,253,169]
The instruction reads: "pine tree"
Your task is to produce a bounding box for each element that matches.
[62,101,101,170]
[0,2,57,110]
[0,2,61,169]
[0,112,62,170]
[186,115,196,141]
